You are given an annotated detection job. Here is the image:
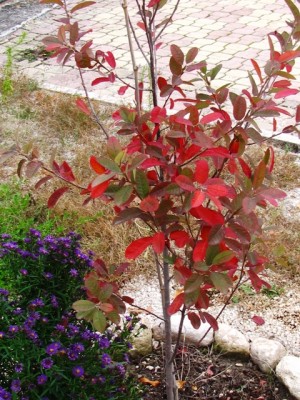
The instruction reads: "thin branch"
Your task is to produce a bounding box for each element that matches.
[170,305,186,364]
[78,68,110,138]
[129,301,165,321]
[122,0,141,116]
[128,17,151,67]
[154,0,181,43]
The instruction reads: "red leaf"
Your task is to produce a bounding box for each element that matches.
[90,180,110,199]
[76,98,91,116]
[238,158,252,178]
[195,159,209,184]
[296,105,300,122]
[122,296,134,305]
[48,187,69,208]
[152,232,165,254]
[233,95,247,121]
[251,59,263,83]
[105,51,116,68]
[60,161,75,182]
[188,311,200,329]
[125,237,153,259]
[35,175,52,189]
[206,184,228,197]
[201,147,230,159]
[253,161,266,189]
[170,44,184,66]
[278,50,300,62]
[150,106,166,123]
[91,77,110,86]
[274,88,299,99]
[242,197,257,214]
[147,0,160,7]
[191,190,206,208]
[137,21,146,31]
[252,315,265,326]
[70,1,95,13]
[90,156,106,174]
[273,79,291,88]
[193,240,208,262]
[190,206,224,225]
[118,85,129,95]
[168,293,184,315]
[200,112,223,124]
[186,47,199,64]
[175,175,195,192]
[170,231,190,248]
[140,196,159,212]
[202,312,218,330]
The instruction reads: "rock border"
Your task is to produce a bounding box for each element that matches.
[131,315,300,399]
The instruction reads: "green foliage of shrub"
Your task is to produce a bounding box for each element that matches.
[0,231,142,399]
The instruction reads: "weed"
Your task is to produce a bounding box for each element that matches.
[261,285,284,299]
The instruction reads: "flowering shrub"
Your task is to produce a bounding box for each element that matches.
[0,231,142,399]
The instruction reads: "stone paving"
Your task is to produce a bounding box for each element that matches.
[0,0,300,144]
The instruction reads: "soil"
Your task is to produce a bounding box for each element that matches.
[134,344,296,400]
[0,0,49,36]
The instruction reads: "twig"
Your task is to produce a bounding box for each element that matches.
[122,0,141,117]
[129,302,165,321]
[154,0,181,43]
[128,17,151,67]
[78,68,109,138]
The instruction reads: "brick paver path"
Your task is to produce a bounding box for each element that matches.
[0,0,299,144]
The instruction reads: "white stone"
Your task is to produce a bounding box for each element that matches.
[250,338,286,373]
[276,355,300,400]
[214,323,250,356]
[129,327,152,357]
[152,314,214,347]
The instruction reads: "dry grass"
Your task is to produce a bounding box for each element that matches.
[0,72,299,283]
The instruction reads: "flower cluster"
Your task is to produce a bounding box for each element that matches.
[0,230,142,399]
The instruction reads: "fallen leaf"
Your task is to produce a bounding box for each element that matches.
[192,385,198,391]
[252,315,265,326]
[139,377,160,387]
[206,364,215,376]
[176,380,186,389]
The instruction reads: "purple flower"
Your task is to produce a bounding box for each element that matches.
[41,317,49,324]
[50,295,58,308]
[46,342,61,355]
[29,229,41,237]
[0,331,5,339]
[11,379,21,393]
[20,269,28,275]
[12,308,23,315]
[55,324,65,332]
[98,375,106,384]
[26,330,39,341]
[101,353,112,366]
[15,363,23,373]
[9,325,19,334]
[41,358,53,369]
[43,272,53,279]
[30,298,44,308]
[69,268,78,277]
[98,337,110,349]
[67,350,79,361]
[38,247,49,255]
[71,343,85,353]
[116,364,126,376]
[1,233,11,239]
[0,387,12,399]
[0,288,9,297]
[37,374,48,385]
[2,242,18,250]
[72,366,84,378]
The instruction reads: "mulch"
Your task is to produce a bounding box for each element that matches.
[133,344,296,400]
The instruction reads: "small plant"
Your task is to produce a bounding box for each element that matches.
[1,32,27,99]
[261,284,284,298]
[0,230,141,399]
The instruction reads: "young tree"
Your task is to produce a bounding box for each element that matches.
[2,0,300,398]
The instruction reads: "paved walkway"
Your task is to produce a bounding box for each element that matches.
[0,0,299,144]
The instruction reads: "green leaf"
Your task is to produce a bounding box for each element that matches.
[73,300,96,319]
[135,169,149,199]
[92,310,107,332]
[97,156,121,173]
[212,250,234,265]
[284,0,300,19]
[205,245,219,265]
[114,185,133,206]
[208,64,222,80]
[184,274,203,294]
[97,284,113,302]
[184,289,199,308]
[210,272,232,294]
[253,161,266,189]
